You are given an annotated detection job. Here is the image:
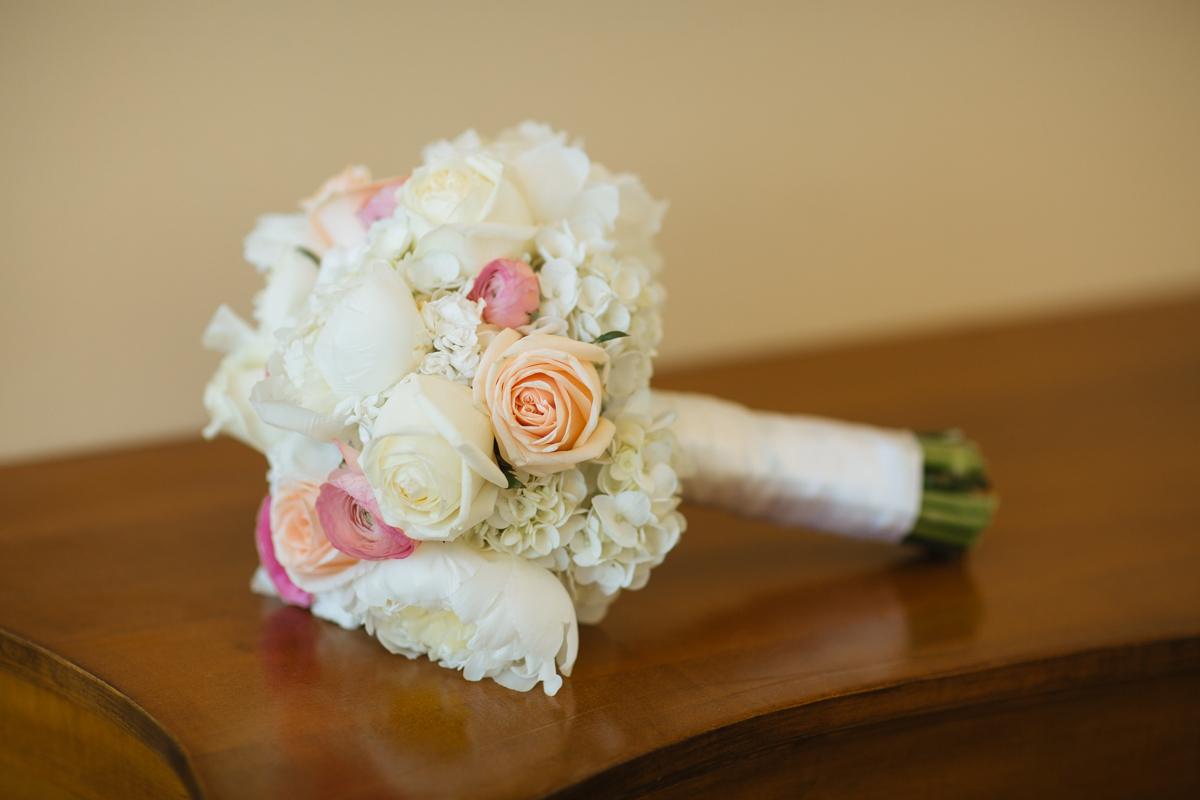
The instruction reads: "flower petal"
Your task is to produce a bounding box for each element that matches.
[313,264,425,397]
[354,541,578,695]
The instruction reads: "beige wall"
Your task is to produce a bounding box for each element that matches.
[2,1,1198,464]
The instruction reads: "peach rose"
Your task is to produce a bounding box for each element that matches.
[474,329,616,476]
[271,478,368,593]
[302,166,404,253]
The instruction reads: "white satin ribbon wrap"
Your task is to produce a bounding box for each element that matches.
[650,390,923,543]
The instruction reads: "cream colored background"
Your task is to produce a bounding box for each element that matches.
[2,1,1198,464]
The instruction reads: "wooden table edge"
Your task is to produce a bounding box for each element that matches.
[0,627,208,800]
[5,622,1197,800]
[547,634,1200,799]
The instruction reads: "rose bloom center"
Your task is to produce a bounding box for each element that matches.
[515,386,555,426]
[393,464,435,507]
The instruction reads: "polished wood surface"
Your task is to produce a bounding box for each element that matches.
[2,296,1199,799]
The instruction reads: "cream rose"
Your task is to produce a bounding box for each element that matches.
[361,374,508,541]
[474,329,616,476]
[403,153,532,228]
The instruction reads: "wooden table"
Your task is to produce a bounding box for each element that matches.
[2,296,1198,799]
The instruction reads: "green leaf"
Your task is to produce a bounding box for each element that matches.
[595,330,630,344]
[296,246,321,265]
[493,440,526,490]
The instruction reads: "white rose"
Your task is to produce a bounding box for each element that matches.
[362,373,507,541]
[404,153,531,228]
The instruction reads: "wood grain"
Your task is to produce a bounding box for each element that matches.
[1,295,1198,799]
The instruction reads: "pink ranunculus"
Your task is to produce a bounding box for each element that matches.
[467,258,540,329]
[302,166,405,254]
[316,441,418,561]
[254,494,313,607]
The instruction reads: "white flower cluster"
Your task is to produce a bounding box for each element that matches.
[203,122,679,694]
[416,292,485,385]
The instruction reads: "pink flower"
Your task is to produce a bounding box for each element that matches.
[254,495,313,607]
[467,258,540,329]
[302,166,405,253]
[356,183,401,229]
[272,480,362,588]
[316,441,418,561]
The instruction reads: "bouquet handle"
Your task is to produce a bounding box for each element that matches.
[649,390,997,555]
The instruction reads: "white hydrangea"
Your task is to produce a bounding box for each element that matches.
[464,468,588,563]
[563,390,686,618]
[417,293,485,385]
[465,391,686,624]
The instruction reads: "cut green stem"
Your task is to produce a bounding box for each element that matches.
[904,430,998,554]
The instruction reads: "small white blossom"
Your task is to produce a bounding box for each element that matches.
[417,293,484,385]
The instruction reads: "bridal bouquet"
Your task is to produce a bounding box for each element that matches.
[204,122,995,696]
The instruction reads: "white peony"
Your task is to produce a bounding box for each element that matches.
[203,313,280,453]
[264,430,343,495]
[361,373,507,541]
[250,264,427,442]
[353,540,578,695]
[312,264,425,397]
[250,569,365,631]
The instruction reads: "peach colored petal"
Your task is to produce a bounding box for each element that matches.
[478,330,615,474]
[302,167,405,252]
[271,479,362,588]
[254,494,312,607]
